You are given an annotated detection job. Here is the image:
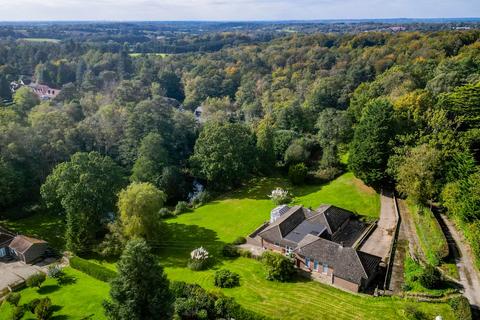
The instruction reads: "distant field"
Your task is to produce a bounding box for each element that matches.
[18,38,60,43]
[129,52,170,58]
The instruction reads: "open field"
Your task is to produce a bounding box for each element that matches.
[129,52,170,58]
[0,268,108,320]
[18,38,60,43]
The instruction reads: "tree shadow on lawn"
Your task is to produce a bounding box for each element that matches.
[154,222,227,268]
[219,174,346,202]
[38,284,61,294]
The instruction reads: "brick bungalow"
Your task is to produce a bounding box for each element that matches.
[0,227,48,264]
[257,205,381,292]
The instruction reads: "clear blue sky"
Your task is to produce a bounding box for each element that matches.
[0,0,478,21]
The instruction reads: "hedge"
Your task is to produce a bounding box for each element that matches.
[70,256,117,282]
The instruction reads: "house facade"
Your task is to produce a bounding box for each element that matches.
[0,227,48,264]
[27,83,61,100]
[257,205,381,292]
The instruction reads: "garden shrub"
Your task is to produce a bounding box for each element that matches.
[418,265,441,289]
[47,264,64,281]
[314,166,342,182]
[158,207,174,218]
[188,247,210,271]
[404,305,428,320]
[232,236,247,245]
[70,256,117,282]
[5,292,21,306]
[175,201,190,215]
[214,269,240,288]
[35,297,53,320]
[449,296,472,320]
[171,281,270,320]
[221,244,240,258]
[268,188,291,206]
[191,190,212,207]
[288,163,308,185]
[27,299,41,313]
[26,273,46,289]
[239,249,253,258]
[11,306,25,320]
[261,251,296,282]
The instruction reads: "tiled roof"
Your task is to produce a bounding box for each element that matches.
[9,235,46,254]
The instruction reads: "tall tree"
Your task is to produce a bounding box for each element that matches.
[349,98,395,187]
[256,117,276,173]
[104,239,173,320]
[131,133,170,186]
[117,182,166,241]
[190,121,256,189]
[41,152,126,253]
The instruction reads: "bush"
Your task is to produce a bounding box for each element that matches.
[175,201,190,215]
[70,256,117,282]
[418,265,441,289]
[191,190,212,207]
[261,251,296,282]
[232,236,247,245]
[222,244,240,258]
[449,296,472,320]
[404,305,428,320]
[187,259,210,271]
[268,188,291,206]
[47,265,64,280]
[314,166,342,182]
[158,207,174,218]
[26,273,46,289]
[288,163,308,185]
[188,247,211,271]
[11,306,25,320]
[239,249,253,258]
[27,298,41,313]
[5,292,21,306]
[35,297,53,320]
[214,269,240,288]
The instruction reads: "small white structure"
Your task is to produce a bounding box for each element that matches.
[435,316,443,320]
[270,205,290,223]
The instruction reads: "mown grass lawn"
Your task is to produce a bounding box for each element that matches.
[0,268,108,320]
[165,257,455,320]
[0,173,454,320]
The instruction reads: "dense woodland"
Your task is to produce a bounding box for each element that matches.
[1,26,480,282]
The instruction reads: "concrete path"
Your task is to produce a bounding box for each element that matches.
[0,261,44,296]
[437,214,480,311]
[359,191,397,261]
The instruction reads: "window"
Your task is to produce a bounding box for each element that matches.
[285,246,293,254]
[0,247,5,257]
[322,263,328,274]
[314,260,318,271]
[305,257,310,268]
[274,242,280,247]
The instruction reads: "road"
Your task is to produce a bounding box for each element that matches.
[359,191,397,262]
[437,214,480,311]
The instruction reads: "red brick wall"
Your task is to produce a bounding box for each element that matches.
[261,239,285,254]
[333,276,360,292]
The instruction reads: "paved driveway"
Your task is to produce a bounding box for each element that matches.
[0,261,44,296]
[359,191,397,261]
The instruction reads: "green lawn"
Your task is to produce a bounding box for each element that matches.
[165,257,454,320]
[0,174,455,320]
[408,203,449,266]
[0,268,108,320]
